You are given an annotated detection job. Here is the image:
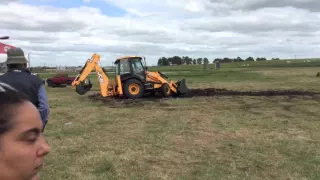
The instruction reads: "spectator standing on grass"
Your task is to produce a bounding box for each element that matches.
[0,47,50,131]
[0,82,50,180]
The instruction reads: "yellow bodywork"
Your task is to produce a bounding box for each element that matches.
[145,71,178,94]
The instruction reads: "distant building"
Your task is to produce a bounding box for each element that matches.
[55,65,82,72]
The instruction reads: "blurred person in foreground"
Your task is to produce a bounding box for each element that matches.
[0,47,50,131]
[0,82,50,180]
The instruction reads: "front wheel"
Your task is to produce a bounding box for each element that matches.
[123,79,145,99]
[160,83,171,97]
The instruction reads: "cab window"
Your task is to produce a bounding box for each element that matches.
[119,59,130,74]
[131,58,144,73]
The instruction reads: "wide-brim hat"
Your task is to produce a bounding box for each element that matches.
[6,47,28,64]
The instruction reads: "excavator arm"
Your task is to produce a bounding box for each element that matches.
[71,53,114,97]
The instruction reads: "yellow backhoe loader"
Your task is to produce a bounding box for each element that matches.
[71,53,188,99]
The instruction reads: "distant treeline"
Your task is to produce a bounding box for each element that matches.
[157,56,280,66]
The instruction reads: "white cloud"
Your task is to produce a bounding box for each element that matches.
[0,0,21,4]
[211,0,320,12]
[0,0,319,66]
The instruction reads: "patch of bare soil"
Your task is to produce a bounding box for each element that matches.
[87,93,171,108]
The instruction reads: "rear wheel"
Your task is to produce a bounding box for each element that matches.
[66,80,72,85]
[123,79,144,99]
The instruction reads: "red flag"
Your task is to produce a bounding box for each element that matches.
[0,42,15,54]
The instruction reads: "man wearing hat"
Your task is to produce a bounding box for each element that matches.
[0,47,50,131]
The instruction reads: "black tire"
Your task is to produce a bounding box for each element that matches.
[160,83,171,97]
[122,79,144,99]
[47,80,53,87]
[66,80,72,85]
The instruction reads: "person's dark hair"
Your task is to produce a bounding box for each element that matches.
[0,82,29,136]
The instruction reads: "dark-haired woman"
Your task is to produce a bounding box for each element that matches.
[0,82,50,180]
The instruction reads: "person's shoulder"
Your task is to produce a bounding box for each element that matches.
[0,72,10,79]
[26,72,44,85]
[30,72,40,78]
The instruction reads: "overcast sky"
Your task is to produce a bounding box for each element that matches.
[0,0,319,66]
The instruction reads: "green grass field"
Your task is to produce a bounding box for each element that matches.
[38,60,320,180]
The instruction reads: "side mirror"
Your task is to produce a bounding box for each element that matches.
[145,67,148,71]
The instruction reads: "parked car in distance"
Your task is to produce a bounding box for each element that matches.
[46,73,76,87]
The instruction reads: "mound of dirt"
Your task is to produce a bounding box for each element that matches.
[184,88,320,97]
[86,88,320,107]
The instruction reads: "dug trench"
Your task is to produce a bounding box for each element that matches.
[86,88,320,108]
[185,88,320,97]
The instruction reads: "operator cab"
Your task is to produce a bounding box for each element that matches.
[114,56,147,82]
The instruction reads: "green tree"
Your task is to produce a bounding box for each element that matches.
[235,57,244,62]
[197,58,202,64]
[157,57,169,66]
[182,56,193,65]
[256,57,267,61]
[246,57,255,61]
[157,58,163,66]
[203,57,209,64]
[171,56,182,65]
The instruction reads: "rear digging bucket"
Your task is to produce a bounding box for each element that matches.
[76,84,92,95]
[176,79,189,95]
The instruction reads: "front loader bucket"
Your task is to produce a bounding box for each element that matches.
[175,79,189,95]
[76,84,92,95]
